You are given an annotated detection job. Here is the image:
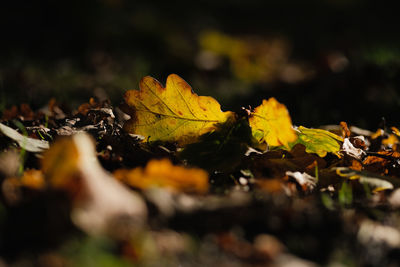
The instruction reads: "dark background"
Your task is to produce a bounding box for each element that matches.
[1,0,400,129]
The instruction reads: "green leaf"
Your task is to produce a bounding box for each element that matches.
[292,126,343,157]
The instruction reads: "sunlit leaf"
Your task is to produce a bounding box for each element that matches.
[254,179,285,194]
[114,158,209,194]
[123,74,234,145]
[249,98,297,148]
[294,126,343,157]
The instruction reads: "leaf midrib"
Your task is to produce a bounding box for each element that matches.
[135,108,221,123]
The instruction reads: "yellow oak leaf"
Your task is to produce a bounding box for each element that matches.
[249,98,297,148]
[295,126,343,157]
[113,158,209,194]
[123,74,234,145]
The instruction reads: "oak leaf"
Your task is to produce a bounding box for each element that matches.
[295,126,343,157]
[113,159,209,194]
[123,74,234,145]
[249,98,297,148]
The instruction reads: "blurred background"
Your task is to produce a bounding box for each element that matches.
[1,0,400,129]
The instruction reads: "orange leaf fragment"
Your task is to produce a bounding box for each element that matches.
[382,134,399,148]
[114,159,209,194]
[2,169,45,191]
[77,97,100,115]
[20,169,46,190]
[255,179,284,194]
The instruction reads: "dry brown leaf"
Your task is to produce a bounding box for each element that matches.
[340,121,351,138]
[1,103,35,121]
[0,122,50,153]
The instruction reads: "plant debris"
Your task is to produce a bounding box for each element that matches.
[2,75,400,266]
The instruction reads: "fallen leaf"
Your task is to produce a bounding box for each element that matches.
[286,171,316,191]
[250,144,326,179]
[123,74,234,145]
[342,138,366,159]
[20,169,46,190]
[340,121,351,138]
[335,167,396,192]
[42,133,147,236]
[1,103,35,121]
[2,169,46,191]
[294,126,343,157]
[114,158,209,194]
[255,179,284,194]
[371,129,384,139]
[0,122,50,152]
[179,118,252,172]
[41,136,80,190]
[249,98,297,148]
[392,127,400,137]
[382,134,399,148]
[362,151,400,175]
[48,98,67,119]
[350,160,363,171]
[77,97,100,115]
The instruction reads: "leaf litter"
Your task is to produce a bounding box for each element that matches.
[1,74,400,266]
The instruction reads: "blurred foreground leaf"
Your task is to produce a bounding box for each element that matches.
[114,158,209,194]
[41,133,147,236]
